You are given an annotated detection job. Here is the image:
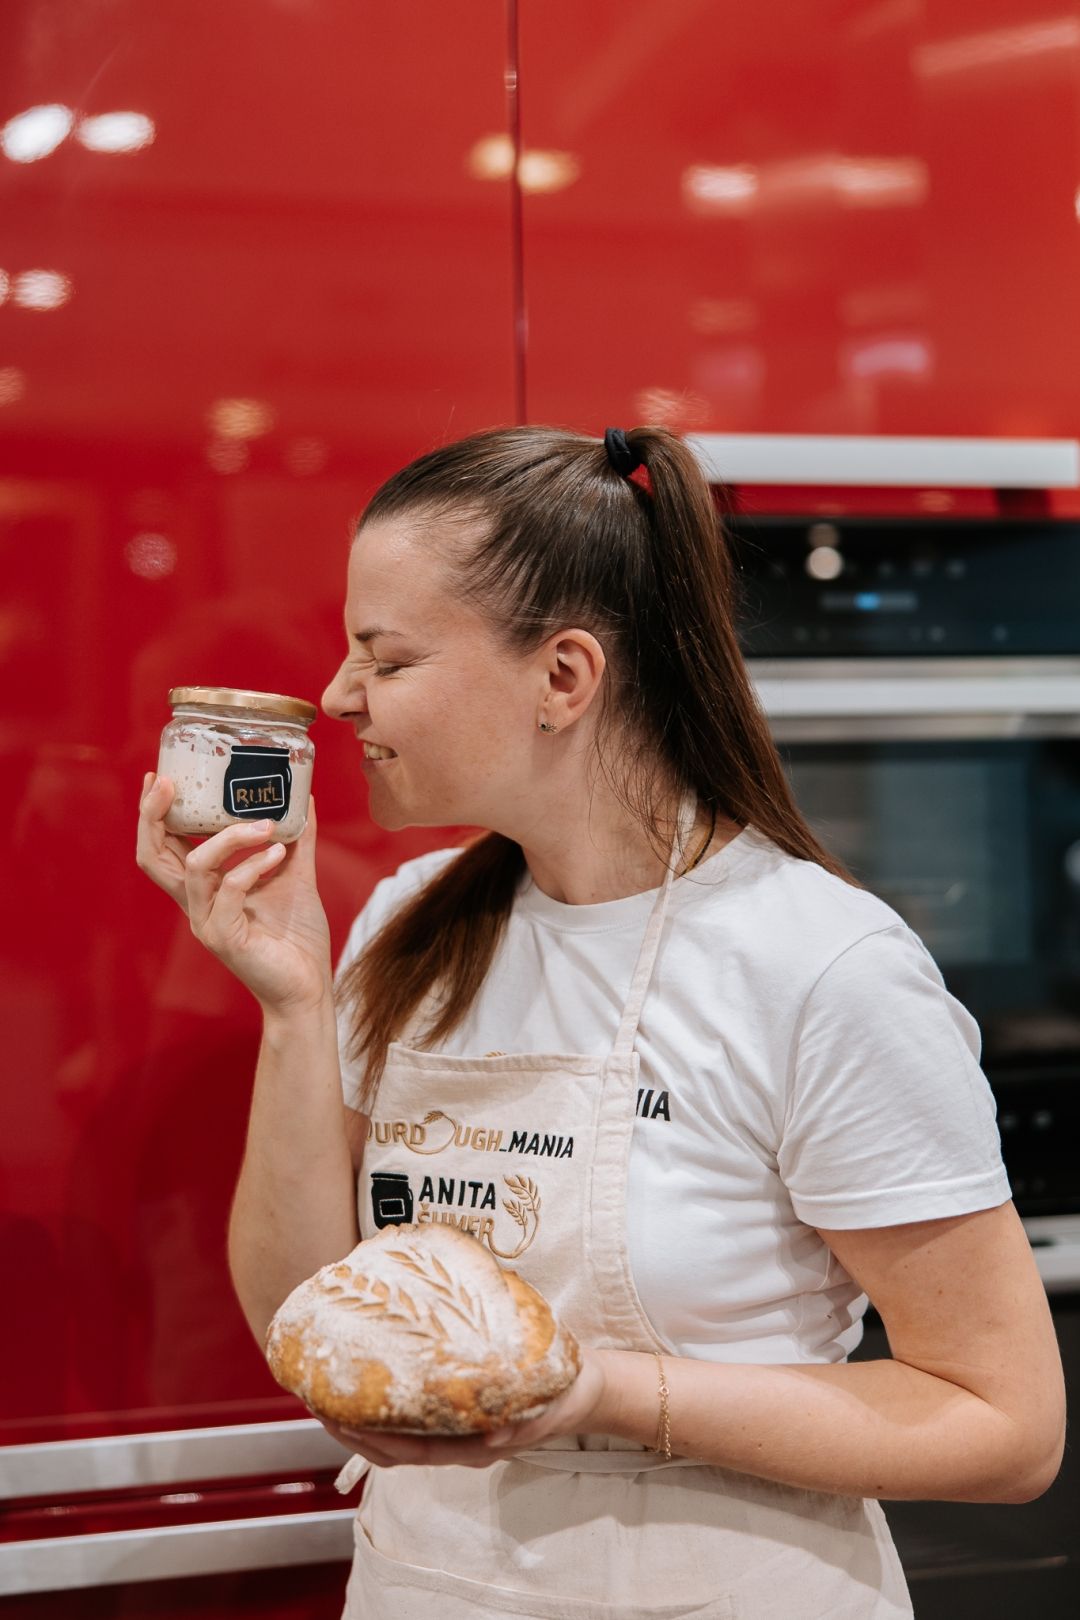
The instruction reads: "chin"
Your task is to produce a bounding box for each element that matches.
[365,801,409,832]
[363,792,437,834]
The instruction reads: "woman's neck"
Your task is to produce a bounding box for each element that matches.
[513,786,737,906]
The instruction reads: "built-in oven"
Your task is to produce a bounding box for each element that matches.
[733,513,1080,1614]
[755,685,1080,1224]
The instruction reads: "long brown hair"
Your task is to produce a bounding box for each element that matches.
[339,425,856,1110]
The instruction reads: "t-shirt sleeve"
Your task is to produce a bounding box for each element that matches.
[335,847,461,1112]
[778,923,1012,1229]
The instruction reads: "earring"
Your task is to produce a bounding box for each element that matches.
[538,719,558,733]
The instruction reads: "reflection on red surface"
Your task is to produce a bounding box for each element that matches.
[4,0,1080,1526]
[519,1,1080,443]
[0,1473,341,1543]
[1,0,514,1446]
[0,1564,348,1620]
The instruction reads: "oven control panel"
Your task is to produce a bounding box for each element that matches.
[993,1074,1080,1222]
[731,517,1080,658]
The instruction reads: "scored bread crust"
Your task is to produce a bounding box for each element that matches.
[265,1222,581,1434]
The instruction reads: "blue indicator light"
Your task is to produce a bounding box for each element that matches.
[854,592,881,611]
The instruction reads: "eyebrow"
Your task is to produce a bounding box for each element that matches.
[352,625,406,645]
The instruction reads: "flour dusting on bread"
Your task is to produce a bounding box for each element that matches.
[265,1223,581,1433]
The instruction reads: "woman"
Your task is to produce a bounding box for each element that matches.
[137,425,1065,1619]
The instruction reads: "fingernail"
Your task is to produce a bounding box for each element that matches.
[484,1427,515,1446]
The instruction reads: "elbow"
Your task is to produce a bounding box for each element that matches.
[974,1422,1067,1505]
[1005,1391,1068,1503]
[994,1474,1059,1506]
[995,1439,1065,1504]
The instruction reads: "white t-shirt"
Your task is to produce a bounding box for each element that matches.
[337,826,1011,1365]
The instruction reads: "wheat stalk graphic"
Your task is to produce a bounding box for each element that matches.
[486,1174,541,1260]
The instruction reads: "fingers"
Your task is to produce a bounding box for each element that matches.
[484,1426,518,1447]
[349,1437,405,1469]
[322,1420,407,1470]
[185,826,287,945]
[339,1428,521,1470]
[135,772,195,906]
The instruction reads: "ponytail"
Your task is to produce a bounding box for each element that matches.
[339,424,856,1110]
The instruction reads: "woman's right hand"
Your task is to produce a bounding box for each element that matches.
[136,771,334,1016]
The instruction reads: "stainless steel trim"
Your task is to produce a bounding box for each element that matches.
[749,656,1080,681]
[0,1510,355,1595]
[767,714,1080,742]
[687,432,1080,488]
[749,660,1080,731]
[0,1419,348,1501]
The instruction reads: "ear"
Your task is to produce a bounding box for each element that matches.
[538,629,607,729]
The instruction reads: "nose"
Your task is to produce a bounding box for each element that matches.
[322,660,367,723]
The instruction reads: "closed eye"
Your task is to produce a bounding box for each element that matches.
[353,649,403,678]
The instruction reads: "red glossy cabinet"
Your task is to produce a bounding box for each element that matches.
[3,0,1079,1611]
[0,0,514,1607]
[518,0,1080,442]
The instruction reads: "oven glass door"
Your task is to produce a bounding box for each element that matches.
[779,736,1080,1213]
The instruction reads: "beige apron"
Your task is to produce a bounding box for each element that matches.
[338,796,913,1619]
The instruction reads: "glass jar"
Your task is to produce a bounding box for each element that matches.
[158,687,317,843]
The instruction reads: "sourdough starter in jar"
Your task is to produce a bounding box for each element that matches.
[158,687,316,842]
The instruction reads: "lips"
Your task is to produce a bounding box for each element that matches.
[363,742,397,760]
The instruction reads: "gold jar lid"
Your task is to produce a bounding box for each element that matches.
[168,686,318,724]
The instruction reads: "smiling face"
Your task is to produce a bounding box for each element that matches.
[321,516,559,831]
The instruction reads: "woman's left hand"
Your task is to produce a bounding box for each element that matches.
[320,1345,612,1468]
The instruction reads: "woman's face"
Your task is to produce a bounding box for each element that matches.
[321,516,555,831]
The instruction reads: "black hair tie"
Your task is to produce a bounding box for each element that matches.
[604,426,643,479]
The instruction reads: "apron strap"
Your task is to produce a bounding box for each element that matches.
[611,791,698,1058]
[332,1448,701,1492]
[334,1453,371,1495]
[514,1446,703,1474]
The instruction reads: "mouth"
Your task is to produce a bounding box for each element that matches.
[362,742,398,762]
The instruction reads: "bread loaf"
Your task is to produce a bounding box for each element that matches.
[265,1222,581,1434]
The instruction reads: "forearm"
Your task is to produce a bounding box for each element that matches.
[597,1350,1051,1504]
[227,997,359,1343]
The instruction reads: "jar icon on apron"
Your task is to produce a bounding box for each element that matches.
[370,1171,414,1228]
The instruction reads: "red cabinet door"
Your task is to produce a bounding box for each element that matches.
[1,0,515,1604]
[518,1,1080,440]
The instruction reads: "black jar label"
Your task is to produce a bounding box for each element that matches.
[223,744,292,822]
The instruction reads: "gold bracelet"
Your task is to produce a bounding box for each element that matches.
[653,1352,672,1461]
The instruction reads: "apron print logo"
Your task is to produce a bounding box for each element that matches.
[367,1168,542,1259]
[368,1110,574,1160]
[370,1171,414,1228]
[493,1174,540,1259]
[394,1109,460,1155]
